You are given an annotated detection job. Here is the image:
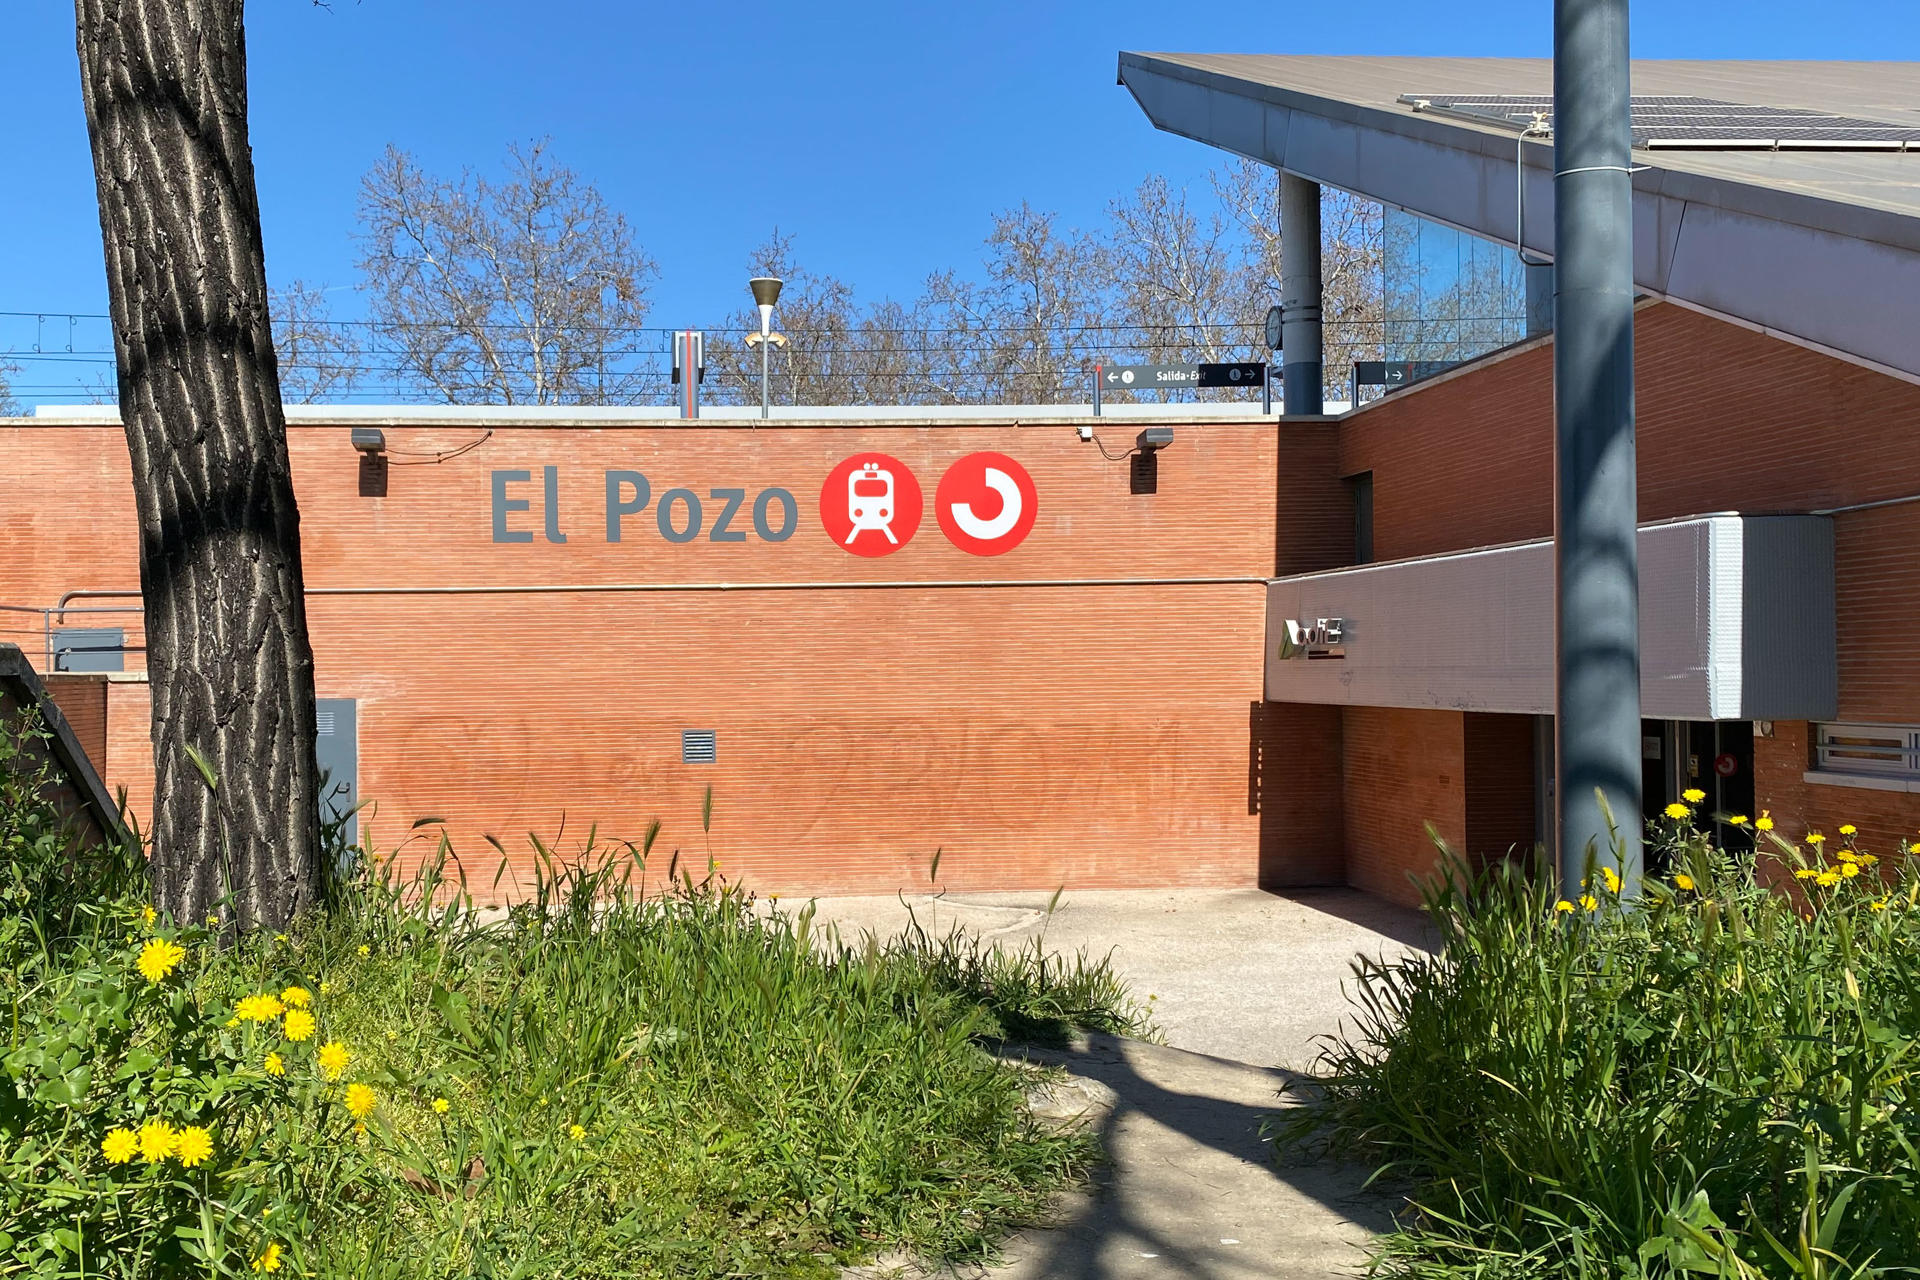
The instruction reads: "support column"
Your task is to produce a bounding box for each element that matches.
[1553,0,1641,895]
[1280,173,1323,415]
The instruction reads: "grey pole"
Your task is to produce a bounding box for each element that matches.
[760,336,770,420]
[1553,0,1641,896]
[1279,174,1323,415]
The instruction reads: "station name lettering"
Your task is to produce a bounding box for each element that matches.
[491,469,799,545]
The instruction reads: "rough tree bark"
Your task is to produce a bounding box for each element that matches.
[75,0,322,930]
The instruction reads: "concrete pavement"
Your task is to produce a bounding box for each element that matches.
[819,888,1434,1278]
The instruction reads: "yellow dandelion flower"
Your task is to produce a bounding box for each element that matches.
[1839,823,1857,836]
[1664,802,1690,820]
[1554,899,1576,913]
[432,1097,450,1114]
[283,1008,317,1043]
[568,1123,586,1141]
[1807,832,1827,846]
[1727,814,1750,827]
[1816,870,1840,887]
[1755,812,1775,832]
[353,1121,367,1138]
[316,1041,351,1080]
[174,1125,213,1168]
[101,1127,139,1164]
[251,1242,283,1273]
[1836,848,1859,863]
[141,905,157,927]
[235,993,285,1023]
[344,1082,377,1119]
[1682,788,1706,804]
[263,1052,285,1077]
[280,986,311,1009]
[356,944,370,958]
[1674,873,1695,891]
[137,1119,176,1164]
[1841,862,1861,878]
[1579,894,1599,911]
[1794,868,1818,880]
[1870,899,1889,911]
[1600,866,1622,894]
[1858,853,1879,866]
[136,938,186,984]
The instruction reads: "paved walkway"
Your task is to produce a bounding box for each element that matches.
[816,888,1434,1278]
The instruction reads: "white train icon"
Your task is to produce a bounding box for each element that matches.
[846,461,898,545]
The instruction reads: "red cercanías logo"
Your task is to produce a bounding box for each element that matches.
[936,453,1038,556]
[819,454,922,556]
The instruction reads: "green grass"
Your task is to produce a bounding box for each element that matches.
[1276,816,1920,1280]
[0,712,1146,1278]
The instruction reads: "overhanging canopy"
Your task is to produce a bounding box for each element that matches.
[1119,53,1920,384]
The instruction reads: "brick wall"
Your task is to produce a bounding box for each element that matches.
[43,674,108,769]
[1340,706,1466,906]
[0,417,1339,898]
[1343,304,1920,882]
[1463,712,1537,863]
[1250,700,1345,888]
[1755,721,1920,860]
[1342,303,1920,560]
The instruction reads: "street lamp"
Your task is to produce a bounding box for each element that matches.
[745,276,785,420]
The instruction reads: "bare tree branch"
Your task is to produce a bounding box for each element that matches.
[355,141,658,405]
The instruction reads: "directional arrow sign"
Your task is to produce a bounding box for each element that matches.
[1195,362,1267,388]
[1100,363,1268,389]
[1101,364,1201,388]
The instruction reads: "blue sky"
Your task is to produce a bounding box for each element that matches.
[4,0,1916,401]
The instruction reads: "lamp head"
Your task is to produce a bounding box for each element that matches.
[749,276,783,308]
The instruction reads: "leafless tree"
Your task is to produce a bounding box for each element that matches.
[917,204,1110,404]
[270,280,360,403]
[0,358,20,416]
[76,0,323,930]
[1102,174,1242,369]
[356,141,658,405]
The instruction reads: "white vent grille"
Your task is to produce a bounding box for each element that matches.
[316,710,336,736]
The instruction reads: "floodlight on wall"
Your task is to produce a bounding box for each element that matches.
[349,427,387,455]
[1136,426,1174,452]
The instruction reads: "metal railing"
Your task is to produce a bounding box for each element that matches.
[0,599,147,673]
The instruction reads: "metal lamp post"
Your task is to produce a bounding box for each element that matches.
[747,276,784,420]
[1554,0,1641,896]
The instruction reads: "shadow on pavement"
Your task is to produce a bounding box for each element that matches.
[976,1033,1403,1280]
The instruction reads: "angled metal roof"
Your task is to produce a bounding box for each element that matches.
[1119,54,1920,383]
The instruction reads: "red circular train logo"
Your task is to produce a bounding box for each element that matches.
[819,453,922,556]
[935,452,1038,556]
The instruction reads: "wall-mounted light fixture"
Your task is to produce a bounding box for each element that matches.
[351,427,388,498]
[1136,426,1174,452]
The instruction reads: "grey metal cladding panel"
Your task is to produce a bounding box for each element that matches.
[53,628,124,673]
[1664,203,1920,378]
[1740,517,1837,720]
[315,697,358,845]
[1263,516,1835,719]
[1205,86,1269,163]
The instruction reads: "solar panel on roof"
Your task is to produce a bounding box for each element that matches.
[1396,93,1920,150]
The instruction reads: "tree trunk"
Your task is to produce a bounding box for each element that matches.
[75,0,322,930]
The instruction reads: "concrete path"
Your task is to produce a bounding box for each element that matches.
[816,889,1434,1279]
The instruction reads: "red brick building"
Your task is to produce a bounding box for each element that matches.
[4,55,1917,904]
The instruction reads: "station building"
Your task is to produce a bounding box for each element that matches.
[3,56,1918,904]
